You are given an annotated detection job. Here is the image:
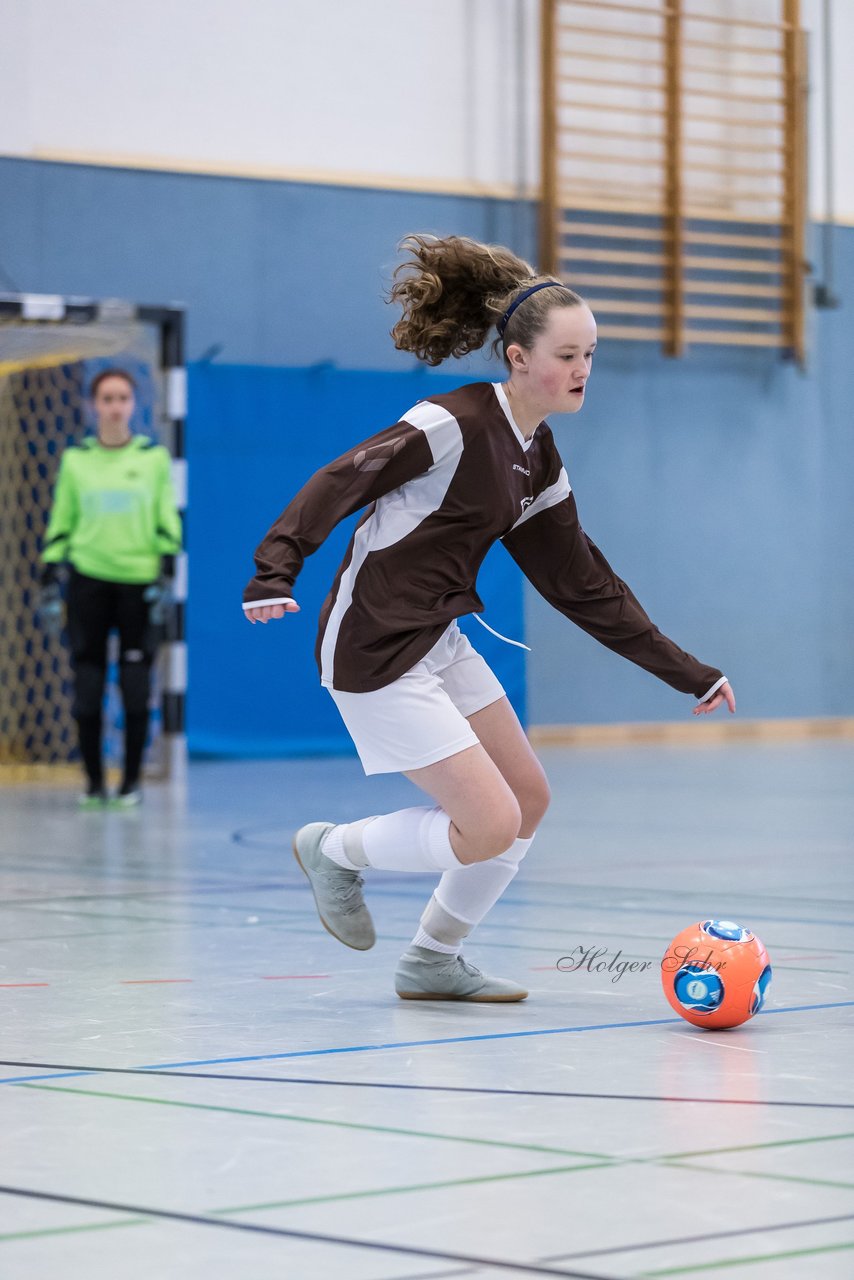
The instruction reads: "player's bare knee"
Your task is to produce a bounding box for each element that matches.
[523,774,551,828]
[469,797,522,861]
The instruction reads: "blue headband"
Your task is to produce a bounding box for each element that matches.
[497,280,568,338]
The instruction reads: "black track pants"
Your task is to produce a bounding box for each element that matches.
[66,568,157,786]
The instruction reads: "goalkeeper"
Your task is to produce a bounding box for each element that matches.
[40,369,182,807]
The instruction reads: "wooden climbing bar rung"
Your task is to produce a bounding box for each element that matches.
[542,0,806,357]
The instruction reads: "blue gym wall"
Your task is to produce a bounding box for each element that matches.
[186,364,525,757]
[2,156,852,748]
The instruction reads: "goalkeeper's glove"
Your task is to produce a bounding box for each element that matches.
[143,578,175,628]
[37,566,65,637]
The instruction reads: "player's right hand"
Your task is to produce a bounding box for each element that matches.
[244,601,300,623]
[692,679,736,716]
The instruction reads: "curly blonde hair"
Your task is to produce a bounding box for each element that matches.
[389,234,583,366]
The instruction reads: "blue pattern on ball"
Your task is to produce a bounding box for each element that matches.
[674,965,724,1013]
[703,919,750,942]
[750,964,773,1014]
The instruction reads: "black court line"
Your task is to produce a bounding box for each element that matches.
[0,1060,851,1110]
[0,1185,622,1279]
[382,1212,854,1280]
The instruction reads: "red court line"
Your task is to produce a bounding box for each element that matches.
[120,979,193,985]
[0,983,50,988]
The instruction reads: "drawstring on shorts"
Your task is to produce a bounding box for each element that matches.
[472,614,531,652]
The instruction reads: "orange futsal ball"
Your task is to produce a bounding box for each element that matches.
[661,920,772,1030]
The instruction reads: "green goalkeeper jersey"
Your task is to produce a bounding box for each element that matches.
[42,436,182,584]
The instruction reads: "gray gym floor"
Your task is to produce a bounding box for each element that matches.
[1,741,852,1279]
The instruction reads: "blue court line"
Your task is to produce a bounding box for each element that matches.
[2,1001,852,1085]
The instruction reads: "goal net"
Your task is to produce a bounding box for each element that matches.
[0,295,186,781]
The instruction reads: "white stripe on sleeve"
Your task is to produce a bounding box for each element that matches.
[507,467,572,532]
[697,676,728,703]
[319,404,464,684]
[242,597,296,611]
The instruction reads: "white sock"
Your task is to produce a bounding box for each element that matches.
[411,926,458,955]
[319,824,355,868]
[321,807,462,873]
[413,835,534,954]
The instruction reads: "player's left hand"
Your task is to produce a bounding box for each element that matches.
[143,578,175,627]
[692,680,735,716]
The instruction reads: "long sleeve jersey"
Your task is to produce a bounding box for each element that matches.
[243,381,725,699]
[42,436,182,584]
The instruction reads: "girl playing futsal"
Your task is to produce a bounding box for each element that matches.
[243,235,734,1002]
[41,369,182,806]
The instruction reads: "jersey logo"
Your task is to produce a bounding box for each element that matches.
[512,464,530,476]
[354,436,406,473]
[520,496,534,513]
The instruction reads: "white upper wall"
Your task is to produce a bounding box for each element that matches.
[801,0,852,222]
[1,0,851,220]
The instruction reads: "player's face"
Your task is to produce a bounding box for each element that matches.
[518,304,597,415]
[93,377,135,430]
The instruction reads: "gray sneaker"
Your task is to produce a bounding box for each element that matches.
[292,822,376,951]
[395,945,528,1002]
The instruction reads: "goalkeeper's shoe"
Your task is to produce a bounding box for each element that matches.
[78,784,107,810]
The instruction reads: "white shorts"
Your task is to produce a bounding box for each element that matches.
[326,622,506,775]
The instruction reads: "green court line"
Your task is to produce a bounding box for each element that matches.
[11,904,205,922]
[640,1238,854,1275]
[20,1083,611,1161]
[7,901,851,968]
[660,1159,854,1192]
[4,1088,853,1256]
[0,1161,613,1246]
[7,892,656,944]
[0,928,169,946]
[13,1083,854,1256]
[0,1218,144,1242]
[12,909,581,955]
[660,1131,854,1161]
[8,901,325,929]
[22,1083,854,1170]
[6,899,848,971]
[7,891,854,955]
[211,1158,612,1214]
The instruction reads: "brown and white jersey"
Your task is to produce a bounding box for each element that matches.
[243,380,725,699]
